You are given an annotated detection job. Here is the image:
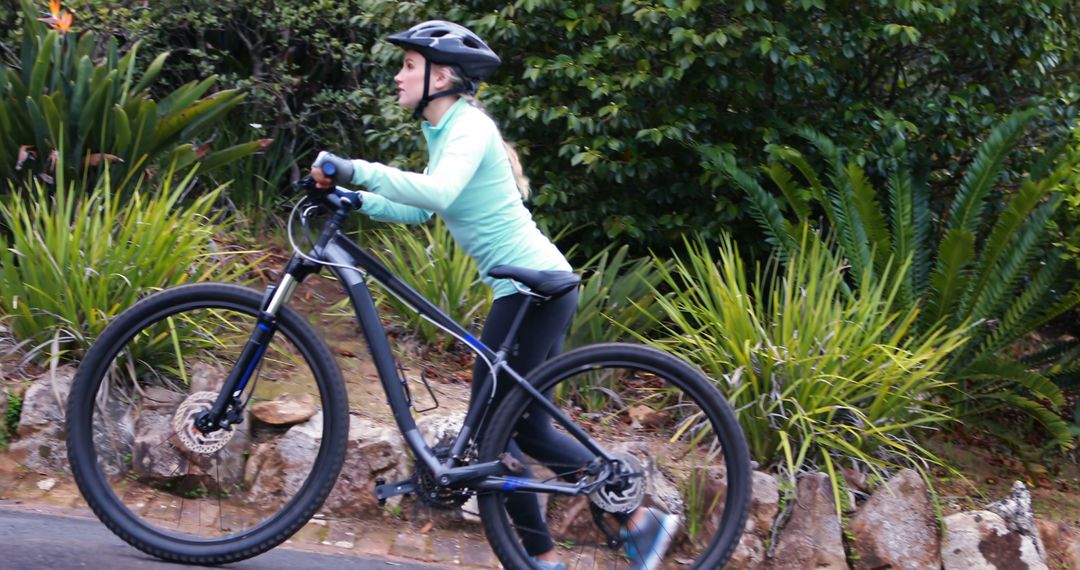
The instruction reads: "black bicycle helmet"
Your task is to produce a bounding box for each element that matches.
[387,20,501,118]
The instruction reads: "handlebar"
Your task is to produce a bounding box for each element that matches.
[294,174,363,212]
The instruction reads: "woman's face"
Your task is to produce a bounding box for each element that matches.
[395,50,430,109]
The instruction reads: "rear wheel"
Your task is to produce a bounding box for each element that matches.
[66,283,349,564]
[477,343,752,569]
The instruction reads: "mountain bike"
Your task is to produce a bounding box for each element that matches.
[65,176,752,568]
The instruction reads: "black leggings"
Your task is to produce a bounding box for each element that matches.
[471,290,595,556]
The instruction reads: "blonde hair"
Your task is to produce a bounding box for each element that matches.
[441,65,531,200]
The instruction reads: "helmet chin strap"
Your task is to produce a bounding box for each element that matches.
[412,60,473,120]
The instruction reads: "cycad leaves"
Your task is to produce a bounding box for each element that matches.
[946,109,1038,236]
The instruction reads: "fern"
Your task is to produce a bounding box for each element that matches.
[946,109,1038,236]
[925,227,975,326]
[762,161,811,221]
[982,392,1073,449]
[848,160,892,274]
[969,255,1064,363]
[718,156,799,254]
[959,357,1065,408]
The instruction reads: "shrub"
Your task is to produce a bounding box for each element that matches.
[637,232,968,498]
[0,166,251,362]
[0,0,264,193]
[712,112,1080,448]
[566,243,670,348]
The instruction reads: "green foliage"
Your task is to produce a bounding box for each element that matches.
[715,115,1080,448]
[637,232,967,497]
[363,218,493,347]
[68,0,1080,256]
[0,167,250,362]
[0,0,260,192]
[1,385,24,451]
[566,244,670,348]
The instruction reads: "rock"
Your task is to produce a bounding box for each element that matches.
[849,468,940,570]
[131,405,250,491]
[942,510,1048,570]
[250,392,317,426]
[728,471,781,569]
[417,413,465,449]
[245,413,408,517]
[628,405,669,428]
[986,481,1046,557]
[9,366,76,473]
[1036,519,1080,570]
[767,472,847,570]
[189,361,227,393]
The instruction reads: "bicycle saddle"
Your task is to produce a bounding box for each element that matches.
[488,265,581,298]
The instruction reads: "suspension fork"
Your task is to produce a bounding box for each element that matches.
[193,255,319,434]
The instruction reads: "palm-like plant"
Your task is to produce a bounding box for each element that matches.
[0,0,264,192]
[709,111,1080,447]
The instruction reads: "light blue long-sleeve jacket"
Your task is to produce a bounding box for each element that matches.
[349,98,571,299]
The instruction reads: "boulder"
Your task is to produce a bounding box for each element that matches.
[250,392,318,426]
[130,403,250,492]
[1036,519,1080,570]
[942,510,1048,570]
[728,471,781,569]
[986,481,1046,557]
[9,366,75,473]
[849,468,940,570]
[767,472,847,570]
[245,413,408,517]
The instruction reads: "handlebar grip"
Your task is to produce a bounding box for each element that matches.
[321,161,338,178]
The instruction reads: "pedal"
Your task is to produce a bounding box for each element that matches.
[498,452,525,475]
[374,477,416,503]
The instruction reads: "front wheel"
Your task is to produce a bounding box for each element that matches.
[66,283,349,564]
[477,343,752,569]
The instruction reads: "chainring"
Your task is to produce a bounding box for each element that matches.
[414,446,472,510]
[173,391,236,455]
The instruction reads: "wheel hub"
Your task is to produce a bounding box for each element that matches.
[173,391,236,455]
[589,452,646,514]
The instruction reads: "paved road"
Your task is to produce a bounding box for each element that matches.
[0,508,437,570]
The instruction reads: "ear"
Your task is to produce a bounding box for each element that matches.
[432,65,453,89]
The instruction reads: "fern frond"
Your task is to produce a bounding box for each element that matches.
[959,357,1065,408]
[982,392,1073,450]
[971,255,1065,362]
[888,157,915,309]
[848,161,892,275]
[946,109,1038,236]
[762,162,811,221]
[924,227,975,327]
[1022,339,1080,368]
[910,173,934,302]
[980,274,1080,362]
[718,157,799,255]
[967,198,1058,326]
[828,163,873,284]
[777,142,836,227]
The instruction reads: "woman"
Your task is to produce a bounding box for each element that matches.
[311,21,678,570]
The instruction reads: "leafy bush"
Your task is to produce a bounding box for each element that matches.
[566,244,670,348]
[0,0,263,192]
[637,232,968,495]
[0,167,251,362]
[68,0,1080,256]
[713,111,1080,448]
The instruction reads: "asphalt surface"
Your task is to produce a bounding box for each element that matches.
[0,507,437,570]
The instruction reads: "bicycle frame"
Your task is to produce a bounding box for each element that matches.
[205,192,617,501]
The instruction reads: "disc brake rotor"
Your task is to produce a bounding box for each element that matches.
[173,391,236,455]
[589,452,646,514]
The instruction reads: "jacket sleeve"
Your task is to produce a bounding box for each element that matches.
[349,121,488,212]
[357,191,434,224]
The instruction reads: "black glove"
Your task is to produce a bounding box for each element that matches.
[312,151,355,186]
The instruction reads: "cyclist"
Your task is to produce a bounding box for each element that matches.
[311,20,679,570]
